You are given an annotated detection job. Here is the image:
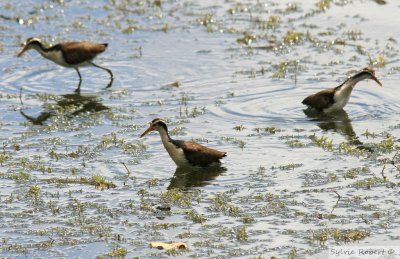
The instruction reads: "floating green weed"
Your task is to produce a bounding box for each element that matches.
[283,31,303,44]
[353,176,395,189]
[237,32,256,45]
[241,216,255,224]
[208,192,241,217]
[98,247,128,258]
[254,15,280,30]
[311,228,369,245]
[0,171,30,182]
[343,167,369,179]
[316,0,331,11]
[373,134,396,153]
[221,136,246,149]
[361,129,377,139]
[146,178,160,188]
[346,30,362,41]
[149,222,178,230]
[160,188,195,208]
[235,227,248,241]
[186,209,206,224]
[254,127,282,134]
[28,185,41,198]
[275,163,303,171]
[310,135,333,151]
[374,54,387,68]
[338,142,365,157]
[286,139,306,148]
[0,153,10,166]
[234,125,245,131]
[272,60,302,79]
[46,176,116,189]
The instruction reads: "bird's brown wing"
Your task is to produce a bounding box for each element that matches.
[302,88,335,111]
[59,42,108,65]
[180,141,226,167]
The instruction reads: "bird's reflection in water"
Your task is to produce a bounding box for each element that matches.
[20,92,108,125]
[303,108,368,149]
[167,166,226,190]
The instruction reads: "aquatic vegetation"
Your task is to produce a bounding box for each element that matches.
[352,176,393,189]
[309,134,333,151]
[311,228,369,245]
[186,209,206,224]
[0,170,30,182]
[345,29,363,41]
[276,163,303,171]
[343,167,369,179]
[272,60,302,79]
[159,189,193,208]
[233,125,245,131]
[46,176,116,189]
[316,0,332,12]
[237,32,257,45]
[254,15,281,30]
[283,31,303,44]
[286,139,307,148]
[220,136,246,149]
[361,129,377,139]
[98,247,127,258]
[28,185,41,199]
[208,192,241,217]
[338,142,366,157]
[146,177,160,188]
[235,226,248,242]
[374,54,388,68]
[254,126,282,134]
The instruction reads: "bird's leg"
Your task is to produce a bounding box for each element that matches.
[75,67,82,93]
[88,62,114,88]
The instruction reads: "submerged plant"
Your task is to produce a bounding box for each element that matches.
[235,227,248,241]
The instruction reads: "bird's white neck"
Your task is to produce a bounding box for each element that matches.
[37,48,58,62]
[341,73,369,91]
[329,73,371,111]
[157,127,171,147]
[156,127,188,167]
[31,45,69,67]
[30,44,49,58]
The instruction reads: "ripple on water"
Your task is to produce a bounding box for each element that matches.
[208,78,400,126]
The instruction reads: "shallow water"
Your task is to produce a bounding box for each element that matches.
[1,0,400,258]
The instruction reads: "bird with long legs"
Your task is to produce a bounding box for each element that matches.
[302,67,382,112]
[140,119,226,168]
[17,37,114,92]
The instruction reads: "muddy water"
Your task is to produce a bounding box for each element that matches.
[1,0,400,258]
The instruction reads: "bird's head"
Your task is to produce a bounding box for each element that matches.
[140,118,168,138]
[358,67,383,87]
[17,37,44,57]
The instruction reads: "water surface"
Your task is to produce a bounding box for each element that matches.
[0,0,400,258]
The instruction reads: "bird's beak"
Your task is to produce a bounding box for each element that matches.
[140,126,155,138]
[371,75,383,87]
[16,45,28,57]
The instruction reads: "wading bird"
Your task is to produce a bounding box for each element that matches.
[302,67,382,112]
[140,119,226,168]
[17,37,114,92]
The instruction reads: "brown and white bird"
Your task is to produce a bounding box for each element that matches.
[17,37,114,91]
[302,67,382,112]
[140,119,226,168]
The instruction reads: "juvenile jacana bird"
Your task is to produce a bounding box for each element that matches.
[140,119,226,168]
[17,37,114,91]
[302,67,382,112]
